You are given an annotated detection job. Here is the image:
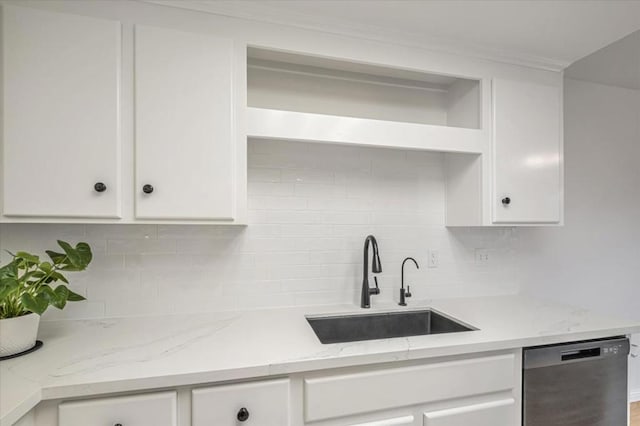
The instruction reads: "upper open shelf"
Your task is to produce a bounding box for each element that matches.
[246,47,484,153]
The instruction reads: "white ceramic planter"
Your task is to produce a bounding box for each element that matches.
[0,313,40,357]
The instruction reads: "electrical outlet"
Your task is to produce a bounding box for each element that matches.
[475,249,490,264]
[428,250,439,268]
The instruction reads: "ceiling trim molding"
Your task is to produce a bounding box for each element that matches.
[141,0,570,72]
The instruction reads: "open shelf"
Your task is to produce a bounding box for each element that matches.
[247,108,484,154]
[247,47,484,153]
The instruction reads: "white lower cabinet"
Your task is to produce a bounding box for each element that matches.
[304,353,515,423]
[192,379,290,426]
[58,391,177,426]
[422,399,515,426]
[303,351,519,426]
[42,352,518,426]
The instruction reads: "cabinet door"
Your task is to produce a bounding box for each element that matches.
[492,78,562,224]
[192,379,289,426]
[58,392,177,426]
[423,399,515,426]
[134,25,235,220]
[2,6,121,218]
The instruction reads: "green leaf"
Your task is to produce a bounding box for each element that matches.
[56,241,92,270]
[37,285,57,303]
[46,250,67,265]
[39,262,53,273]
[0,273,19,290]
[0,276,19,290]
[49,271,69,284]
[34,292,51,312]
[0,260,18,279]
[15,251,40,264]
[66,289,86,302]
[74,242,92,268]
[57,241,81,268]
[20,270,40,286]
[20,293,48,315]
[0,278,18,299]
[19,270,39,286]
[52,285,69,309]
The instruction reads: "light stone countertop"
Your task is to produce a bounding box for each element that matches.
[2,295,640,426]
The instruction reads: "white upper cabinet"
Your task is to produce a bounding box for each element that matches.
[134,25,235,221]
[2,6,121,218]
[0,2,559,226]
[492,78,562,224]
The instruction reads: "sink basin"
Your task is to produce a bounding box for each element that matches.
[306,309,476,344]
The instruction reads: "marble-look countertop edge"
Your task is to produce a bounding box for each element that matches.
[0,379,41,426]
[36,325,640,399]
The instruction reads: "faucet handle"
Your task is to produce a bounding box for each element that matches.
[370,276,380,295]
[405,285,412,298]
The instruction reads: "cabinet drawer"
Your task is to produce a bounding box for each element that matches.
[348,415,416,426]
[58,391,177,426]
[423,398,515,426]
[192,379,290,426]
[305,353,515,422]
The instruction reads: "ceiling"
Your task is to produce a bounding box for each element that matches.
[152,0,640,70]
[566,30,640,90]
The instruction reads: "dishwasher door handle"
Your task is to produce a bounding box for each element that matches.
[561,347,601,361]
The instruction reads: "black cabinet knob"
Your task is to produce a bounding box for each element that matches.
[142,184,154,194]
[94,182,107,193]
[502,197,511,205]
[114,423,122,426]
[237,407,250,422]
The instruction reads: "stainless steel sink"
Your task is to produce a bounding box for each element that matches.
[306,309,476,344]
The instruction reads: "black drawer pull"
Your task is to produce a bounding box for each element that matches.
[94,182,107,193]
[237,407,249,422]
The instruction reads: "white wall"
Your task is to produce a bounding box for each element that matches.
[0,140,518,320]
[566,30,640,90]
[517,78,640,399]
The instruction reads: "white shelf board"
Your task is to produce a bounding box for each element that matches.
[247,108,484,154]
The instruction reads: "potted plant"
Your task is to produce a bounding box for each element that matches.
[0,240,92,357]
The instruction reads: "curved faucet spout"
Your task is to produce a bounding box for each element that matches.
[361,235,382,308]
[399,257,419,306]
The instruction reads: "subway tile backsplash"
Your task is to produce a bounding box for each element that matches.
[0,140,518,320]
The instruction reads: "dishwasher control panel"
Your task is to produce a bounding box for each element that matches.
[524,337,630,369]
[602,341,626,356]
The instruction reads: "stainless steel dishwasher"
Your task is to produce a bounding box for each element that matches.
[523,336,630,426]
